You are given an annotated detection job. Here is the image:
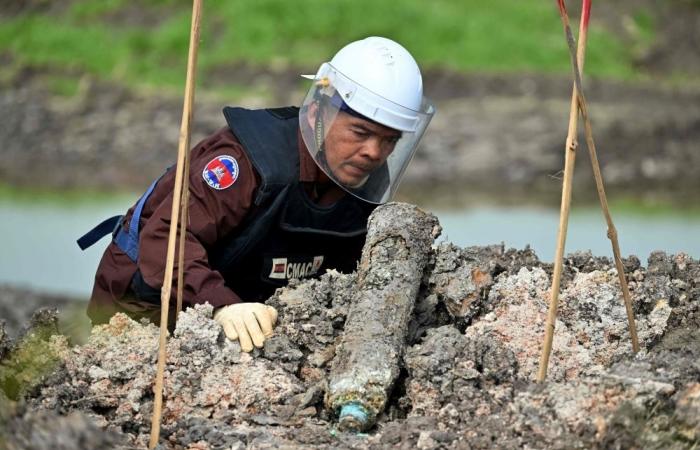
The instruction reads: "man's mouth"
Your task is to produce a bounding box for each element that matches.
[344,164,372,177]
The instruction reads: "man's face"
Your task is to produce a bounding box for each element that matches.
[322,111,402,188]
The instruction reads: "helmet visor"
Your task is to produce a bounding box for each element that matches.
[299,66,435,204]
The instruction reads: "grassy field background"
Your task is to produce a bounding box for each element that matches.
[0,0,664,96]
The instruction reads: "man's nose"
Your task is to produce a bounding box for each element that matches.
[360,138,384,162]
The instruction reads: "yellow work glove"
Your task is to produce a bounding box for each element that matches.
[213,303,278,352]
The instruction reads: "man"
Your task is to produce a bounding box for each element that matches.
[79,36,435,352]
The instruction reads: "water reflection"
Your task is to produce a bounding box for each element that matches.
[434,206,700,262]
[0,195,134,298]
[1,193,698,297]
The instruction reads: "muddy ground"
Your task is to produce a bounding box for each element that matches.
[1,203,699,449]
[2,69,700,207]
[0,286,85,341]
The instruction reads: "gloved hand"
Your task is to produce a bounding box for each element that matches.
[213,303,278,352]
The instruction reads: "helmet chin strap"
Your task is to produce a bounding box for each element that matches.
[314,101,325,153]
[313,99,332,175]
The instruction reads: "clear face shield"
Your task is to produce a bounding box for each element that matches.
[299,63,435,204]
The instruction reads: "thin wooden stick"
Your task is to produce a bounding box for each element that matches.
[537,0,591,382]
[149,0,202,447]
[539,0,641,381]
[557,5,640,354]
[579,107,640,352]
[176,140,191,320]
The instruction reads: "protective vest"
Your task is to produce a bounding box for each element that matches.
[78,107,375,303]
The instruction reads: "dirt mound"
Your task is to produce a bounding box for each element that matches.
[0,286,84,341]
[1,203,699,449]
[2,68,700,201]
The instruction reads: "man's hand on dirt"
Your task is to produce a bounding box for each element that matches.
[213,303,278,352]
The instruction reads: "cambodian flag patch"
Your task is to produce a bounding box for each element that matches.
[202,155,239,190]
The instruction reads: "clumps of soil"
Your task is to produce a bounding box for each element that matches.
[1,211,699,449]
[0,309,63,402]
[0,286,85,340]
[1,407,128,450]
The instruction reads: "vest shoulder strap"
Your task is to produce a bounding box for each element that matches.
[223,106,300,205]
[266,106,301,120]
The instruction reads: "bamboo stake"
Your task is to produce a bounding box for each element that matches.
[579,118,640,350]
[538,0,640,382]
[149,0,202,447]
[558,2,640,354]
[176,137,192,320]
[537,0,591,382]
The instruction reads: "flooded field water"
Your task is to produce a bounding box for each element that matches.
[1,192,698,298]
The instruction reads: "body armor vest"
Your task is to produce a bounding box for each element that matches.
[209,106,375,300]
[80,107,376,303]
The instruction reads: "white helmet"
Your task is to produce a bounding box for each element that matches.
[299,36,435,204]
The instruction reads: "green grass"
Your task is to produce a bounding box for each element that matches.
[46,74,81,97]
[605,197,700,218]
[0,0,657,95]
[0,182,136,206]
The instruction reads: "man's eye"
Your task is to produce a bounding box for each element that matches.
[352,129,370,138]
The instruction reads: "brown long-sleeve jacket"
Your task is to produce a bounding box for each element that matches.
[87,126,344,325]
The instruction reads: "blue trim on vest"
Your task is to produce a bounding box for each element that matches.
[113,177,159,261]
[77,176,161,262]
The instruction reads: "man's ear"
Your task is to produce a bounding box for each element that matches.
[306,101,319,130]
